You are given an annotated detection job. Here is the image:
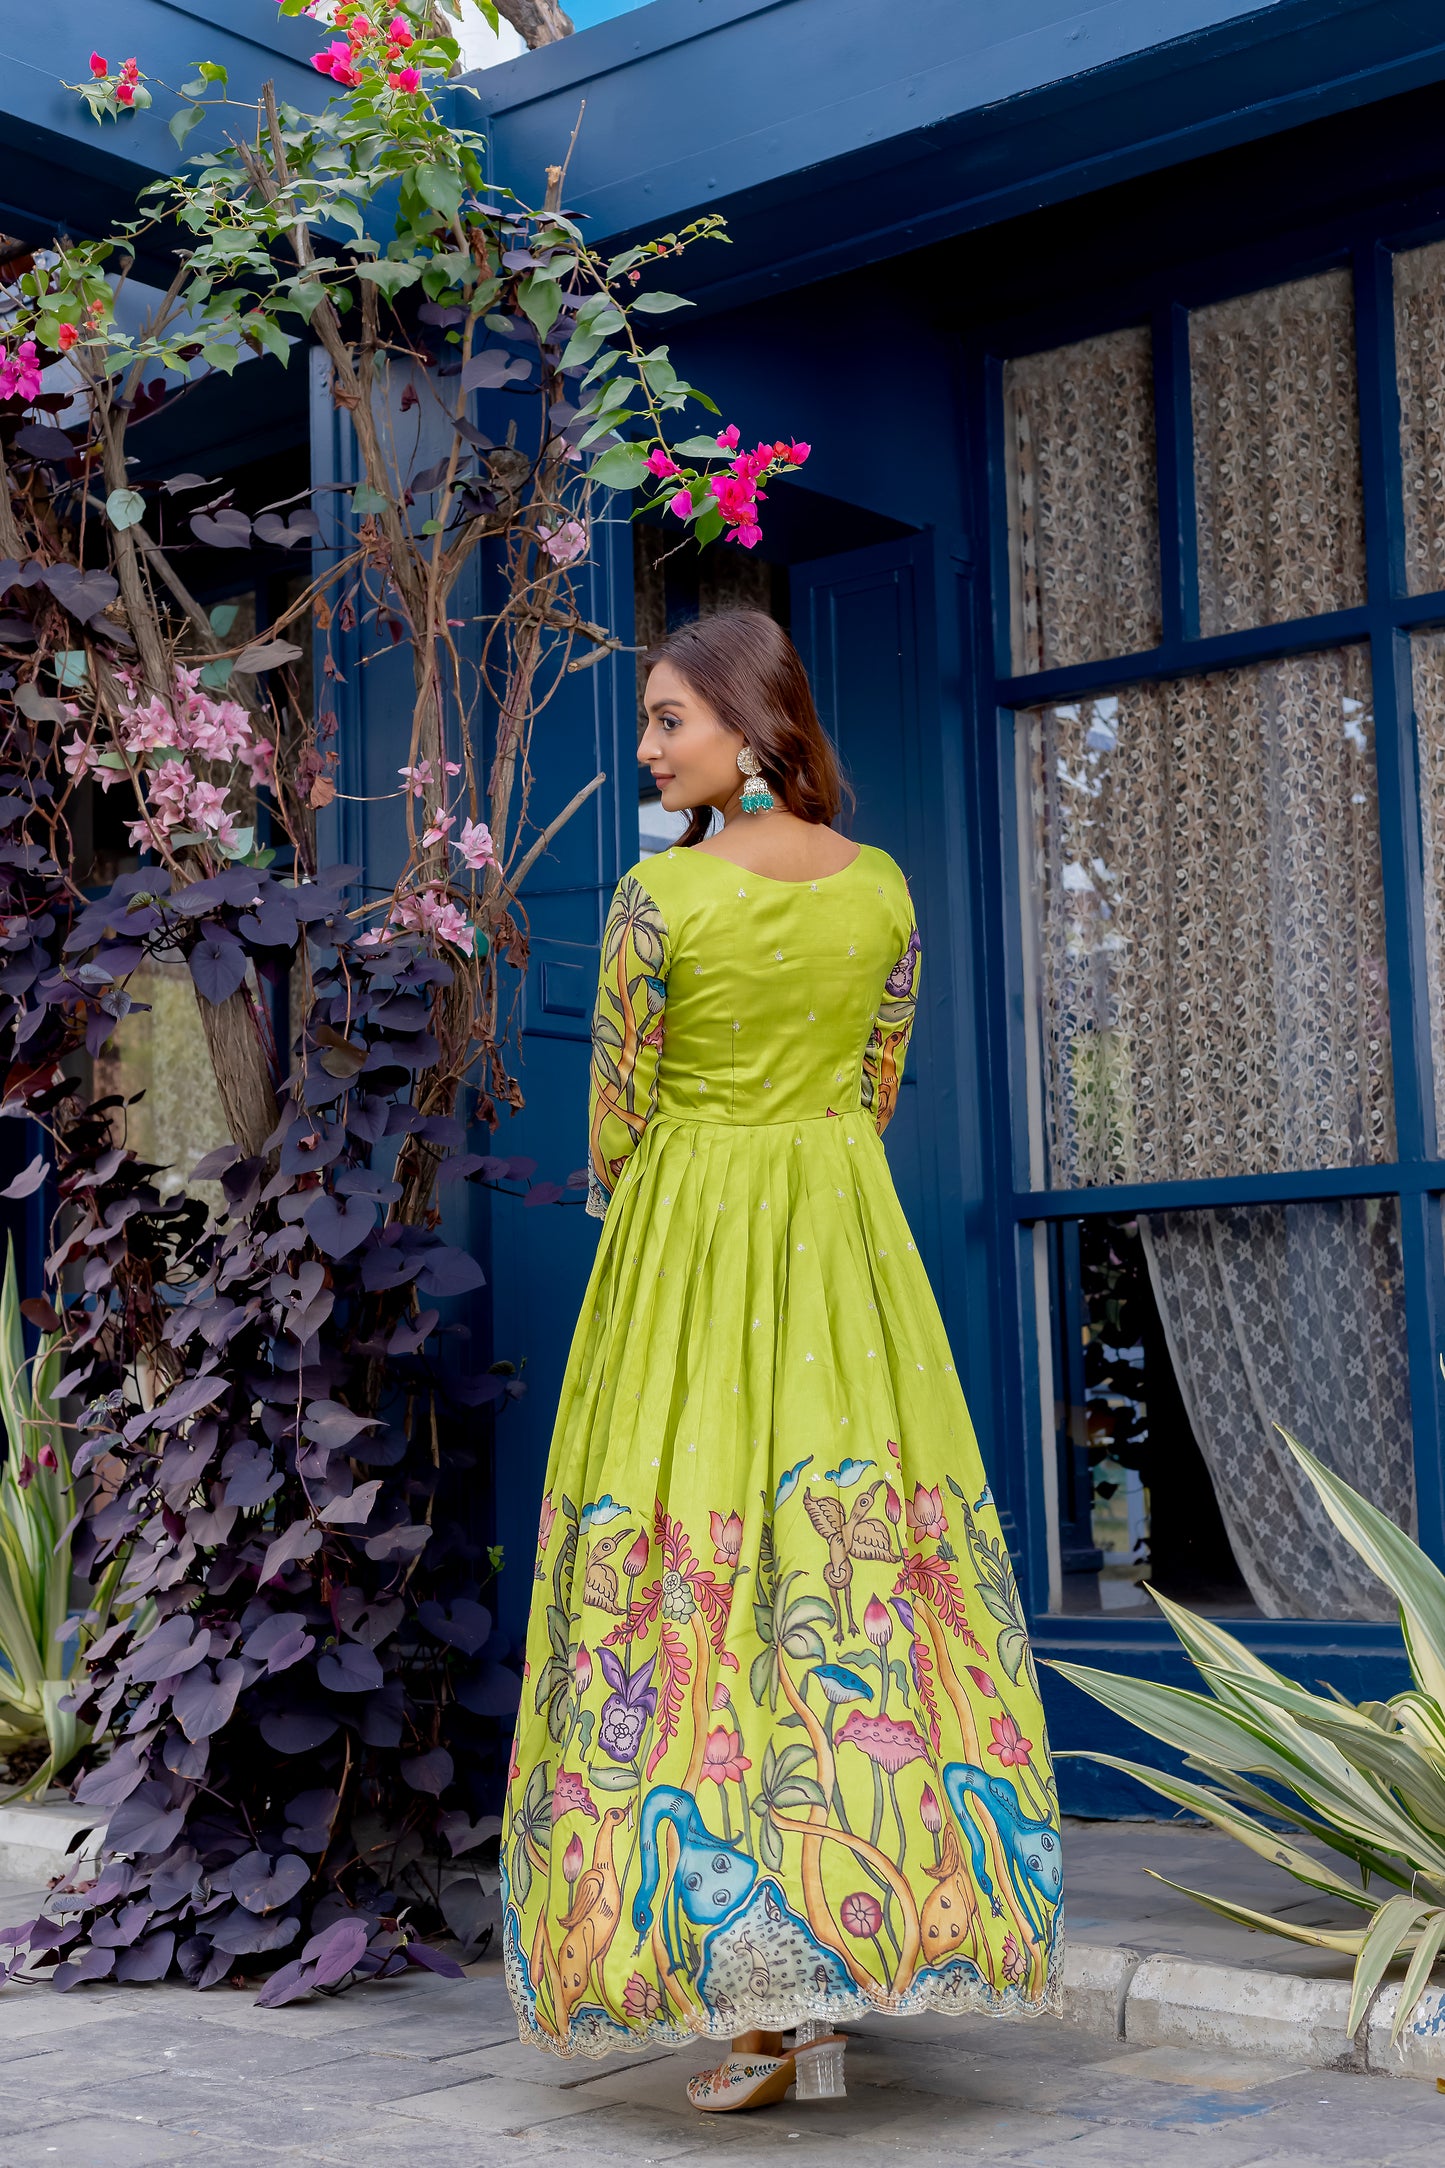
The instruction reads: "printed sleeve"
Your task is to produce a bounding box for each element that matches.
[586,872,670,1218]
[861,913,921,1137]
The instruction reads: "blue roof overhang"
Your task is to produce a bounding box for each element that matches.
[471,0,1445,311]
[0,1,319,267]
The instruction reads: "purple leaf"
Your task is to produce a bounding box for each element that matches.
[259,1519,322,1586]
[0,1152,48,1198]
[405,1941,466,1979]
[523,1181,565,1209]
[230,1850,311,1915]
[254,1955,314,2006]
[259,1707,338,1754]
[191,1143,240,1180]
[114,1930,175,1983]
[301,1914,369,1984]
[190,936,248,1005]
[74,1744,147,1808]
[302,1400,379,1448]
[416,1598,492,1657]
[316,1641,383,1694]
[318,1479,381,1529]
[400,1748,453,1796]
[148,1373,227,1432]
[53,1945,116,1990]
[413,1245,485,1298]
[364,1522,430,1563]
[304,1191,377,1260]
[191,511,252,548]
[173,1657,246,1743]
[238,1605,309,1660]
[14,423,76,462]
[106,1788,187,1858]
[210,1907,301,1956]
[124,1613,209,1682]
[454,1661,522,1718]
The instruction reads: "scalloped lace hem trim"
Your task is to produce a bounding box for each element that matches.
[507,1935,1064,2062]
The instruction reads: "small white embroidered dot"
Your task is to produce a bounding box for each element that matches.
[760,1200,769,1210]
[945,1363,954,1372]
[732,1019,741,1031]
[867,1349,877,1358]
[807,1010,816,1021]
[917,1362,925,1372]
[880,1249,888,1258]
[687,1442,697,1452]
[698,1080,707,1091]
[694,964,703,974]
[796,1242,806,1251]
[775,949,785,961]
[847,1135,856,1145]
[810,881,819,891]
[907,1241,916,1250]
[738,887,747,898]
[841,1416,849,1425]
[805,1352,815,1362]
[763,1078,773,1089]
[651,1456,660,1467]
[752,1318,761,1329]
[718,1202,726,1212]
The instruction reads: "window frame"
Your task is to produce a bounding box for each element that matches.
[974,222,1445,1612]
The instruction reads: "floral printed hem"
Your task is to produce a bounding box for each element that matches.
[501,1891,1064,2060]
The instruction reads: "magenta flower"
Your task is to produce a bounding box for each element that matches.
[562,1833,585,1884]
[716,424,741,450]
[709,1510,743,1567]
[836,1709,927,1774]
[698,1728,751,1786]
[90,52,107,76]
[553,1768,598,1822]
[645,448,679,479]
[388,66,422,92]
[863,1597,892,1647]
[667,488,692,520]
[919,1783,942,1834]
[988,1713,1033,1770]
[840,1890,883,1938]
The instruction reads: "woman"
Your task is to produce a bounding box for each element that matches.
[502,612,1062,2108]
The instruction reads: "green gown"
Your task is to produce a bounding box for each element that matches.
[502,841,1062,2056]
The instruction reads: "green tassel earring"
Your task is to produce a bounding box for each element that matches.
[737,741,775,814]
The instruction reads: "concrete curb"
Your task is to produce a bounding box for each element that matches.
[0,1799,104,1888]
[1060,1941,1445,2082]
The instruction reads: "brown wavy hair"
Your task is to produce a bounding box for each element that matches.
[643,610,851,848]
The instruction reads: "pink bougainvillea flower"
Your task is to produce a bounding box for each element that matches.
[988,1713,1033,1769]
[421,808,455,846]
[121,58,140,82]
[61,735,94,781]
[727,522,763,550]
[623,1972,663,2022]
[537,518,586,565]
[906,1483,948,1542]
[561,1834,585,1884]
[389,884,473,952]
[836,1709,928,1774]
[387,66,422,93]
[667,487,692,520]
[37,1443,58,1471]
[863,1596,893,1647]
[966,1665,998,1699]
[716,424,740,450]
[709,1509,743,1567]
[919,1782,942,1833]
[786,440,811,464]
[89,52,107,76]
[840,1890,883,1938]
[0,339,47,404]
[399,757,434,797]
[645,447,679,478]
[455,817,496,871]
[553,1768,598,1822]
[57,323,79,352]
[699,1729,751,1785]
[116,81,135,105]
[388,16,415,44]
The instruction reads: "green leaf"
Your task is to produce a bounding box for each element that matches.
[1281,1428,1445,1708]
[353,260,421,298]
[759,1810,784,1872]
[560,328,607,370]
[589,1763,641,1792]
[1348,1894,1434,2035]
[105,487,146,531]
[520,276,562,341]
[512,1840,531,1905]
[417,165,465,221]
[673,434,724,456]
[208,602,239,635]
[198,659,233,691]
[216,825,255,862]
[50,651,88,689]
[352,484,390,516]
[995,1624,1026,1685]
[629,291,694,315]
[1390,1909,1445,2045]
[589,444,651,492]
[169,105,205,151]
[606,249,644,281]
[693,507,725,547]
[201,342,242,376]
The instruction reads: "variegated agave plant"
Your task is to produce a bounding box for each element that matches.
[1050,1432,1445,2052]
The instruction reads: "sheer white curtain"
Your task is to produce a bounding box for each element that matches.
[1014,275,1416,1619]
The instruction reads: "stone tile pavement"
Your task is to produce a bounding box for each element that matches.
[0,1819,1439,2168]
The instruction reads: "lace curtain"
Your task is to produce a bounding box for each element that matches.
[1191,269,1367,635]
[1394,239,1445,596]
[1141,1201,1416,1619]
[1014,267,1416,1615]
[1027,646,1394,1189]
[1004,326,1161,673]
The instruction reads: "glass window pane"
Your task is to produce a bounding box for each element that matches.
[1051,1201,1415,1621]
[1394,238,1445,596]
[1026,645,1394,1186]
[1191,270,1366,634]
[91,958,232,1199]
[1004,326,1161,673]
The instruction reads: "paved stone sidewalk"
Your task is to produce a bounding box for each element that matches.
[0,1818,1441,2167]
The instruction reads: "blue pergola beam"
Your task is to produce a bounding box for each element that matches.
[474,0,1445,307]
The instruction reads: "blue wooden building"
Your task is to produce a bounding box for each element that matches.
[12,0,1445,1809]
